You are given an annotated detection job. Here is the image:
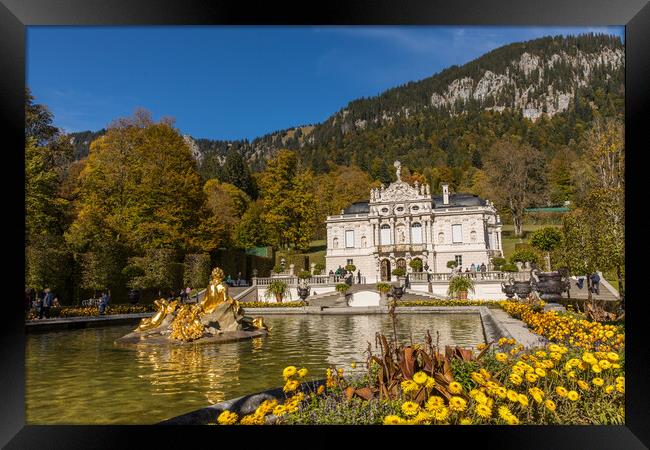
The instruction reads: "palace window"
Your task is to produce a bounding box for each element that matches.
[455,255,463,267]
[396,206,404,212]
[380,224,392,245]
[411,222,422,244]
[345,230,355,248]
[347,259,353,266]
[452,224,463,244]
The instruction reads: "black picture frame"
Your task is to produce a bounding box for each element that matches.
[1,0,648,447]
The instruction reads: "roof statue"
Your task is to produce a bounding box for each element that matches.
[394,160,402,182]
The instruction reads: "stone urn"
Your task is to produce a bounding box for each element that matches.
[531,270,570,302]
[297,283,311,305]
[501,280,516,299]
[512,279,533,299]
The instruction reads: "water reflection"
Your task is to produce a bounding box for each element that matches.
[26,313,484,424]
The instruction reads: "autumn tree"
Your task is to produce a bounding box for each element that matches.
[203,179,251,245]
[66,109,217,256]
[232,200,271,249]
[483,137,547,237]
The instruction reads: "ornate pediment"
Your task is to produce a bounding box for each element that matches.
[373,181,421,203]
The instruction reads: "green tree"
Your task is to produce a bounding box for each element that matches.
[66,109,217,255]
[530,227,563,271]
[183,253,211,289]
[221,147,257,198]
[203,179,251,245]
[125,248,181,295]
[232,200,271,249]
[484,137,547,237]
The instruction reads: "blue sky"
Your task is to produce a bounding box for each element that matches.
[26,26,624,141]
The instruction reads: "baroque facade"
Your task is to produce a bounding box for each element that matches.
[325,161,503,283]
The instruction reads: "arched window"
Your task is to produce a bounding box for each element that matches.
[380,224,392,245]
[438,232,445,244]
[411,222,422,244]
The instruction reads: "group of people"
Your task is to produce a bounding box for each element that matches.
[166,287,195,303]
[459,263,488,274]
[329,266,363,284]
[24,287,59,319]
[576,272,601,294]
[225,272,246,287]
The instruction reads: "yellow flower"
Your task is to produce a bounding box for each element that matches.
[550,352,562,361]
[476,403,492,418]
[283,379,300,393]
[434,407,449,421]
[255,399,278,416]
[517,394,529,407]
[413,411,433,424]
[350,362,357,369]
[592,377,604,387]
[401,379,419,394]
[577,380,590,391]
[582,353,596,364]
[505,414,520,425]
[401,401,420,416]
[535,367,546,377]
[283,366,297,379]
[297,368,308,378]
[567,371,576,380]
[556,386,568,397]
[217,410,239,425]
[495,387,507,399]
[607,352,619,361]
[413,371,428,385]
[449,396,467,412]
[506,390,519,402]
[383,415,403,425]
[598,360,611,370]
[317,385,325,395]
[567,390,580,401]
[425,377,436,389]
[272,405,287,416]
[426,396,445,412]
[240,413,265,425]
[616,384,625,394]
[448,381,463,394]
[591,364,602,374]
[604,385,614,394]
[512,365,525,376]
[544,399,556,411]
[612,363,621,369]
[460,418,472,425]
[535,351,547,358]
[616,376,625,384]
[509,373,523,385]
[548,344,560,353]
[495,352,508,363]
[498,406,513,421]
[526,372,538,383]
[471,372,485,385]
[605,330,614,338]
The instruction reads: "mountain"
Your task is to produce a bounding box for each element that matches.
[69,33,624,180]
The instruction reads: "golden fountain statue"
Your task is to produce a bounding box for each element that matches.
[116,267,268,345]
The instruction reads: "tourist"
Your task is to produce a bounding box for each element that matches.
[590,272,601,295]
[576,276,585,289]
[480,263,487,273]
[357,270,362,284]
[470,263,476,272]
[465,267,470,273]
[226,274,233,286]
[52,295,60,308]
[40,288,53,319]
[35,290,44,319]
[185,286,192,300]
[237,272,242,286]
[180,289,188,303]
[99,291,110,315]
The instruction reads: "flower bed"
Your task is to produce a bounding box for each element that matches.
[239,301,306,308]
[397,299,497,307]
[26,304,156,320]
[498,300,624,352]
[213,334,624,425]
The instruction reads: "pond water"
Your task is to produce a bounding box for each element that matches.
[26,313,484,424]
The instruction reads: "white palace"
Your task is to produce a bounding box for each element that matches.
[325,161,503,283]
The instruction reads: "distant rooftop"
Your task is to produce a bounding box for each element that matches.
[432,193,486,209]
[342,201,370,215]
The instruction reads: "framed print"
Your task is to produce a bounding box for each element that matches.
[2,0,649,447]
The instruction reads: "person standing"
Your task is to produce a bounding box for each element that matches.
[185,286,192,303]
[180,289,188,303]
[470,263,476,272]
[480,263,487,273]
[99,291,110,315]
[590,272,601,295]
[24,288,33,314]
[237,272,242,287]
[357,270,362,284]
[41,288,53,319]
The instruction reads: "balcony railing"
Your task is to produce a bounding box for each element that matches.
[377,244,426,253]
[411,271,530,283]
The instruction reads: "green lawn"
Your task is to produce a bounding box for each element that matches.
[501,223,561,260]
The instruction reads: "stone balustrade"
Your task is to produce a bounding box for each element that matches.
[253,271,530,286]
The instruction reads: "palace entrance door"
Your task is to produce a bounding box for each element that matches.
[380,259,391,281]
[396,258,407,272]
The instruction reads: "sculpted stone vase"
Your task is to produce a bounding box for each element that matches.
[512,279,533,299]
[531,269,569,302]
[501,281,516,299]
[297,284,311,305]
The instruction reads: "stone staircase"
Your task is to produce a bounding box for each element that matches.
[563,276,619,302]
